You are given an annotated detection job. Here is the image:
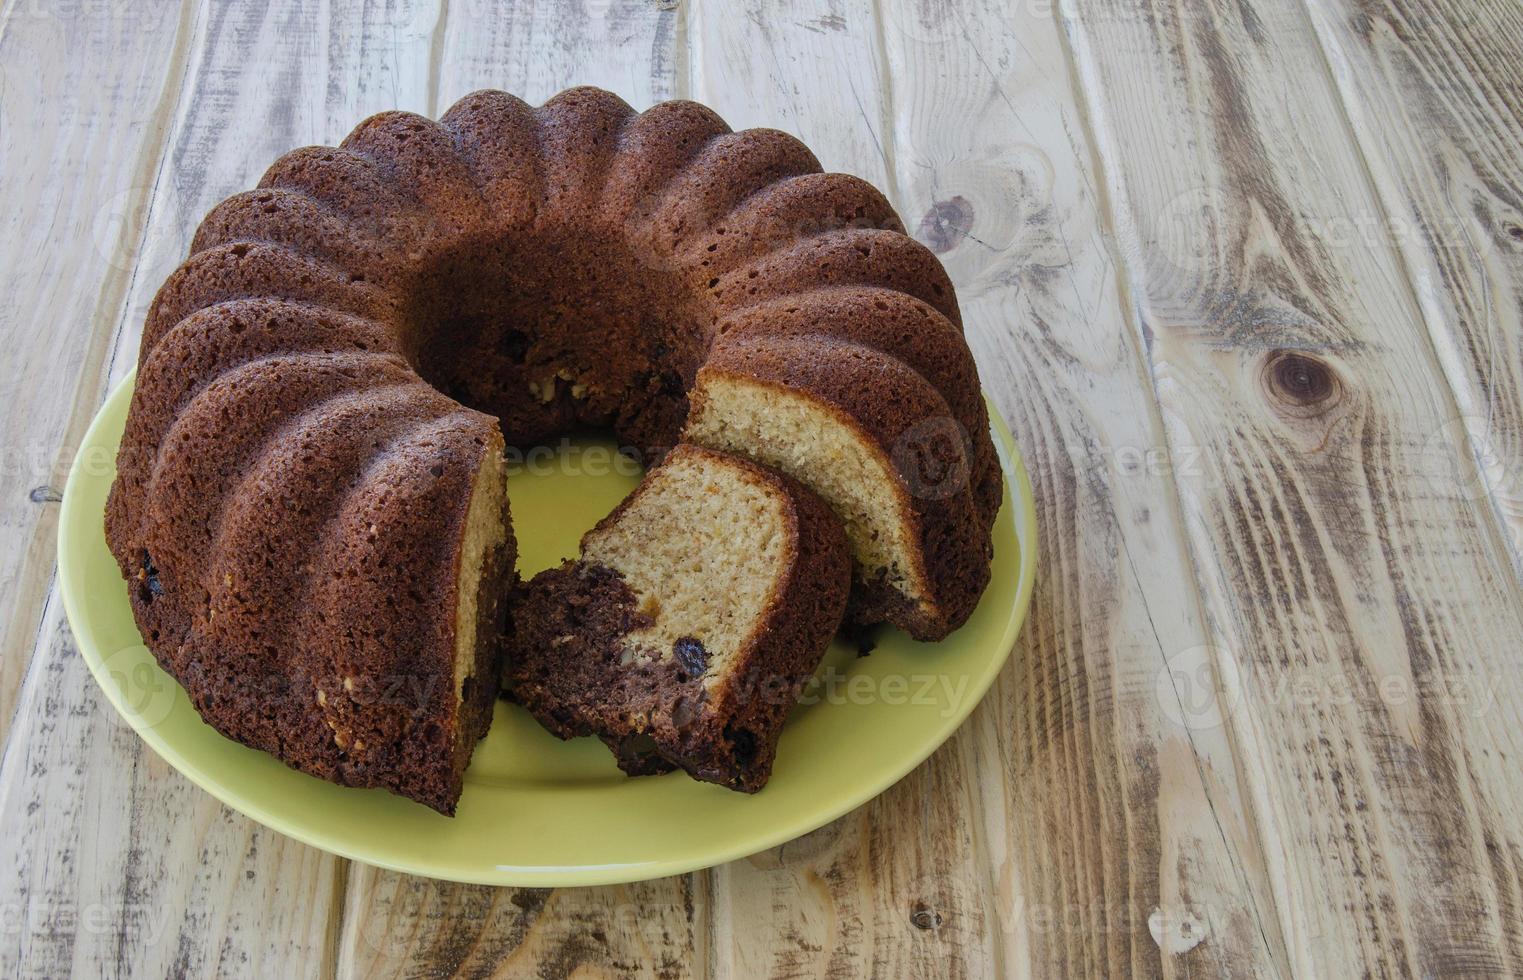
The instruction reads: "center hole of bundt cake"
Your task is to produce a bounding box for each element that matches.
[402,233,709,457]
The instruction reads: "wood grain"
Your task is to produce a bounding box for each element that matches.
[0,0,193,751]
[709,754,1000,979]
[685,0,893,180]
[338,866,704,979]
[1063,0,1523,972]
[435,0,681,109]
[0,615,341,977]
[879,0,1287,974]
[1305,0,1523,577]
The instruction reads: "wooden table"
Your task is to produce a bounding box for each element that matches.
[2,0,1520,975]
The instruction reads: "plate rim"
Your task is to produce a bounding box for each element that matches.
[58,371,1038,886]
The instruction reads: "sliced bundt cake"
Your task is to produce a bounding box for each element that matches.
[106,85,998,810]
[504,445,851,791]
[106,344,512,814]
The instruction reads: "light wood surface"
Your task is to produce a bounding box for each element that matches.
[1,0,1518,976]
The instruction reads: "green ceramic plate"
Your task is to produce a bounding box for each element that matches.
[59,374,1037,886]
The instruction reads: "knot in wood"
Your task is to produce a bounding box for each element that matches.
[917,196,973,253]
[910,902,943,930]
[1264,350,1341,414]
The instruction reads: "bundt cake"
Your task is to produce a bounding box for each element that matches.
[504,444,851,791]
[106,85,998,811]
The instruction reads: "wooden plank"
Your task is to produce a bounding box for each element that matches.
[337,868,705,978]
[0,2,461,976]
[1304,0,1523,574]
[0,0,192,751]
[679,1,1175,975]
[710,751,1000,979]
[877,0,1289,974]
[1062,0,1523,973]
[433,0,680,109]
[330,4,703,978]
[685,0,893,182]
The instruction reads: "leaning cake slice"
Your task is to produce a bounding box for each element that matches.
[504,444,851,791]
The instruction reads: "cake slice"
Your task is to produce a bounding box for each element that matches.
[686,333,993,641]
[503,444,851,791]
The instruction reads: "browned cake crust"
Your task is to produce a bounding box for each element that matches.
[106,86,996,810]
[504,447,852,792]
[712,287,1000,531]
[694,333,993,639]
[110,381,509,814]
